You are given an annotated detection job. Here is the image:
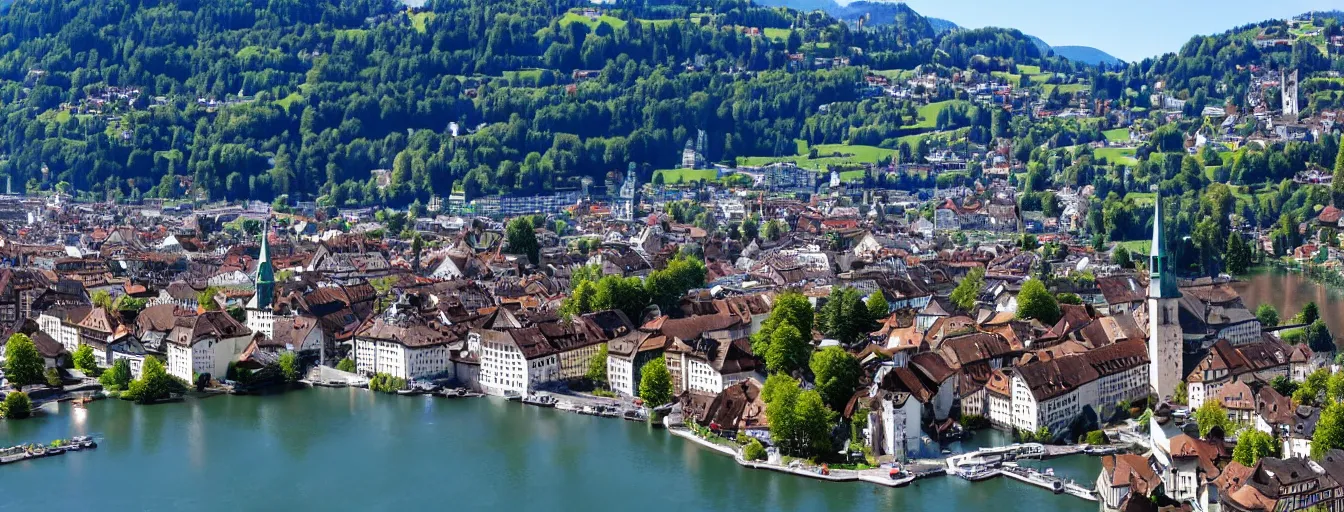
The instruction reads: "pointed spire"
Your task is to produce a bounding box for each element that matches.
[1148,191,1180,299]
[1150,189,1163,258]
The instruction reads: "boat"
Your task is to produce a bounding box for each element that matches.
[521,395,557,408]
[621,409,647,422]
[503,391,522,402]
[72,436,97,449]
[395,388,423,396]
[1051,480,1065,494]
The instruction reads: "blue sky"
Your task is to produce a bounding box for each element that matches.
[866,0,1339,62]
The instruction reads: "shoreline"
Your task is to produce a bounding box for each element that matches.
[664,423,938,488]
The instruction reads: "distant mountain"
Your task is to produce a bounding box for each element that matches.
[754,0,1125,66]
[926,16,957,34]
[1051,46,1123,66]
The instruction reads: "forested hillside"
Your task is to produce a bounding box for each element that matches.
[0,0,1069,206]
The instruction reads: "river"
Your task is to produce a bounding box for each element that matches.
[1232,266,1344,336]
[0,389,1099,511]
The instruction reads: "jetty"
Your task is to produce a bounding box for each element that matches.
[0,436,98,467]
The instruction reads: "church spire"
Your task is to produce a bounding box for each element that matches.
[1148,191,1179,299]
[250,222,275,310]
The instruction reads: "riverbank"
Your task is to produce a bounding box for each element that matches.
[0,388,1101,511]
[664,424,943,488]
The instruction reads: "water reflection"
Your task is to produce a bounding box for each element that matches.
[1234,267,1344,339]
[1,390,1099,512]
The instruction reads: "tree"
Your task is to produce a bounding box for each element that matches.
[816,287,878,346]
[585,345,608,386]
[92,290,115,310]
[1,391,32,419]
[1016,279,1061,324]
[751,292,814,360]
[3,334,45,389]
[766,324,810,375]
[866,292,890,321]
[1084,430,1109,446]
[794,390,835,457]
[1305,320,1335,354]
[1333,135,1344,207]
[1256,304,1280,327]
[766,374,802,453]
[1297,302,1321,325]
[645,255,707,312]
[1234,428,1278,465]
[506,217,540,265]
[336,358,356,373]
[561,280,598,318]
[1314,401,1344,459]
[1194,399,1233,438]
[73,345,98,374]
[743,438,766,461]
[1297,369,1330,406]
[1225,232,1252,275]
[122,357,186,404]
[1113,246,1133,268]
[638,357,673,408]
[810,346,861,411]
[198,286,221,311]
[1271,375,1300,398]
[278,352,300,383]
[99,359,132,391]
[950,267,986,312]
[1173,381,1188,405]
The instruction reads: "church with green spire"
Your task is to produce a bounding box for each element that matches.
[246,222,276,339]
[1146,192,1183,402]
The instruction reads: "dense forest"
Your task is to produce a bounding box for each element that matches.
[0,0,1061,205]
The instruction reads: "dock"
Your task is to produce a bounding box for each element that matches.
[999,465,1098,502]
[0,436,98,467]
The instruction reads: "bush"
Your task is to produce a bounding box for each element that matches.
[368,373,406,393]
[99,359,133,391]
[1,391,32,419]
[45,368,61,387]
[336,358,356,373]
[743,439,767,461]
[1084,430,1109,445]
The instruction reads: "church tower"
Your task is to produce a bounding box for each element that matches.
[1147,193,1183,401]
[246,222,276,340]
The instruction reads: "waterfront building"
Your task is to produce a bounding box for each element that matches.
[1147,193,1184,402]
[606,330,666,397]
[352,298,457,381]
[1003,340,1149,435]
[165,311,253,383]
[474,313,616,396]
[1219,453,1344,512]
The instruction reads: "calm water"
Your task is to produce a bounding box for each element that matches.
[1233,266,1344,335]
[0,389,1099,511]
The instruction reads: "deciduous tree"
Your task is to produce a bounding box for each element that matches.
[638,357,672,408]
[3,334,45,390]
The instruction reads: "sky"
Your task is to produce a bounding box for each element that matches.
[861,0,1339,62]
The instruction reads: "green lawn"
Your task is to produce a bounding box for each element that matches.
[503,69,544,83]
[275,92,304,110]
[639,18,680,28]
[870,69,916,81]
[904,100,968,129]
[1103,128,1130,142]
[738,143,896,171]
[654,168,719,184]
[409,12,435,33]
[763,27,791,41]
[1124,192,1156,205]
[1016,64,1041,75]
[897,128,968,147]
[1044,83,1089,95]
[559,11,627,30]
[1115,240,1151,255]
[1095,147,1139,166]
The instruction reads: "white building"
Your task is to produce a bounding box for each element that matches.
[164,311,254,383]
[353,306,456,381]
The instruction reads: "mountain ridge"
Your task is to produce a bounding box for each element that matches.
[754,0,1123,66]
